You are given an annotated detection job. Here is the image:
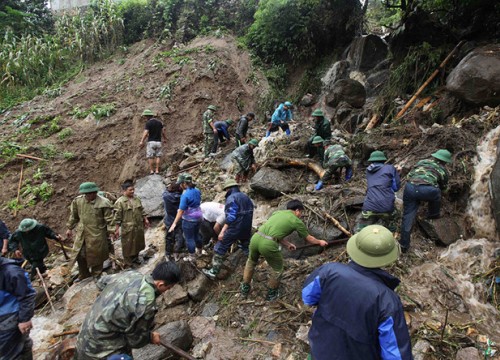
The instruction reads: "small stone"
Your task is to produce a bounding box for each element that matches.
[201,303,219,317]
[271,343,282,358]
[455,347,480,360]
[163,284,189,307]
[295,325,309,345]
[192,341,212,359]
[413,339,432,360]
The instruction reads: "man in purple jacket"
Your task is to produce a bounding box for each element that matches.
[302,225,412,360]
[355,150,401,233]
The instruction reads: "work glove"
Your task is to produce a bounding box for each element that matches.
[265,131,271,137]
[315,181,323,191]
[345,168,353,182]
[285,128,291,136]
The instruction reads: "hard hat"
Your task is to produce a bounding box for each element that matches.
[346,225,399,268]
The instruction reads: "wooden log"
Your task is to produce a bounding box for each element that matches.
[159,339,197,360]
[269,157,325,177]
[395,40,465,120]
[52,329,80,338]
[323,212,352,237]
[365,114,381,131]
[15,153,44,161]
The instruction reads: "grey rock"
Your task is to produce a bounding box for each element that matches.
[455,347,480,360]
[322,60,351,91]
[201,303,219,317]
[250,168,297,198]
[366,70,390,97]
[192,341,212,359]
[188,316,216,339]
[62,278,99,313]
[446,44,500,106]
[179,156,199,169]
[300,93,315,107]
[418,217,463,246]
[132,320,193,360]
[219,152,233,171]
[347,35,388,72]
[163,284,189,307]
[413,339,432,360]
[135,175,166,217]
[187,273,212,302]
[326,79,366,109]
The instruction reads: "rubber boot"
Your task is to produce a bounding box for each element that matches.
[266,273,280,301]
[240,283,251,298]
[202,254,224,280]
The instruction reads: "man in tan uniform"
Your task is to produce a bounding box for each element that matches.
[114,179,149,266]
[66,182,114,280]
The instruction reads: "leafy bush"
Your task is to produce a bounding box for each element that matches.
[58,128,73,140]
[90,103,116,120]
[117,0,151,44]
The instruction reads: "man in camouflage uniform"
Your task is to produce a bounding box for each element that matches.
[315,144,353,190]
[75,261,181,359]
[306,109,332,158]
[230,139,259,183]
[203,105,217,158]
[399,149,452,253]
[66,182,114,280]
[114,180,149,267]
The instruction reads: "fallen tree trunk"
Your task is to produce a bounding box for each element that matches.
[263,157,325,178]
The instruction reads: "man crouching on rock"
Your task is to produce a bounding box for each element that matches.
[75,261,181,360]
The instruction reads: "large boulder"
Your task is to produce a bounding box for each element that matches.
[321,60,351,91]
[446,44,500,106]
[365,70,390,97]
[347,35,388,72]
[326,79,366,109]
[132,320,193,360]
[418,217,463,246]
[135,175,166,217]
[250,168,297,198]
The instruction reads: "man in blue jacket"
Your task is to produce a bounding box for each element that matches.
[355,151,401,233]
[302,225,413,360]
[203,179,254,280]
[266,101,293,137]
[0,257,36,360]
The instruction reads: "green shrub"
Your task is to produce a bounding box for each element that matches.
[90,103,116,121]
[118,0,150,44]
[58,127,73,140]
[39,144,57,158]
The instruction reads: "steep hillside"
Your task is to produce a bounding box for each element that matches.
[0,36,268,230]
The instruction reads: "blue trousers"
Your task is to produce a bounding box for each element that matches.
[214,231,250,256]
[182,220,202,254]
[400,183,441,249]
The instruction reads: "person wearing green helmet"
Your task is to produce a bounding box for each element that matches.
[9,218,64,278]
[203,105,218,158]
[400,149,452,253]
[306,109,332,159]
[315,144,353,190]
[266,101,293,137]
[354,150,401,233]
[211,119,234,156]
[139,109,166,175]
[230,139,259,183]
[235,112,256,147]
[302,225,412,360]
[66,182,115,280]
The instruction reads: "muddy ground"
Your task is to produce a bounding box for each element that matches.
[1,35,499,359]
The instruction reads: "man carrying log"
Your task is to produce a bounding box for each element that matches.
[75,261,181,360]
[8,218,64,278]
[240,199,328,301]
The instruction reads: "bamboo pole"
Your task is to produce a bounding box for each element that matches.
[16,154,44,161]
[36,267,55,312]
[14,162,24,216]
[365,114,381,131]
[395,41,465,120]
[323,212,352,237]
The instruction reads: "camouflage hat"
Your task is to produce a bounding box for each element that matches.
[431,149,452,163]
[223,178,238,190]
[176,173,193,184]
[346,225,399,268]
[226,119,234,126]
[368,150,387,162]
[284,101,292,107]
[311,136,324,145]
[311,109,324,117]
[248,138,259,147]
[18,218,37,232]
[208,105,217,111]
[79,182,100,193]
[142,109,155,116]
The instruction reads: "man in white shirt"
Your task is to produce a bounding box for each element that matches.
[200,202,225,246]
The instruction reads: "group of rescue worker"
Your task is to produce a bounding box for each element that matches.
[0,102,454,360]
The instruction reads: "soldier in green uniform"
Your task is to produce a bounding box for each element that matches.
[203,104,217,158]
[114,180,149,267]
[240,199,327,301]
[306,109,332,158]
[230,138,259,183]
[315,144,353,190]
[400,149,452,253]
[9,218,64,278]
[75,261,181,360]
[66,182,115,280]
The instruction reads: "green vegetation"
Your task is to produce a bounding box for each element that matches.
[90,103,116,121]
[39,144,58,158]
[58,128,74,140]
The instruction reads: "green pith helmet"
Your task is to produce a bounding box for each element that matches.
[312,136,324,145]
[248,139,259,147]
[329,144,343,151]
[431,149,452,163]
[176,173,193,184]
[18,218,37,232]
[368,150,387,162]
[284,101,292,107]
[226,119,234,125]
[79,182,99,194]
[346,225,399,268]
[142,109,154,116]
[223,178,238,190]
[208,105,217,111]
[311,109,324,117]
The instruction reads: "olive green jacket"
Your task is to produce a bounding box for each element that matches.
[114,195,146,258]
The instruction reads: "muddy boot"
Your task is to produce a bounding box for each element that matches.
[202,254,224,280]
[240,282,251,298]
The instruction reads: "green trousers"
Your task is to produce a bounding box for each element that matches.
[204,133,214,157]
